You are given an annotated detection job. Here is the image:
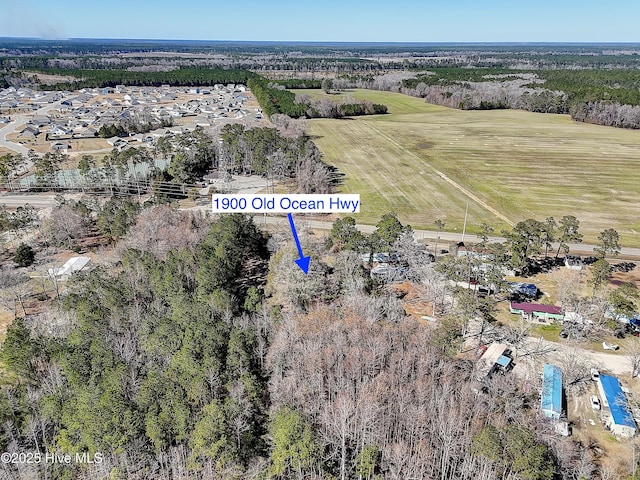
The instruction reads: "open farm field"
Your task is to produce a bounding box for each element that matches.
[296,89,640,246]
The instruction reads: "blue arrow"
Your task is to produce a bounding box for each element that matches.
[287,213,310,274]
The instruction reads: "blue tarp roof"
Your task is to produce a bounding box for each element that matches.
[600,374,637,428]
[541,364,562,419]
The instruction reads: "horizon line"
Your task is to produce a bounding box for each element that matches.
[1,37,640,46]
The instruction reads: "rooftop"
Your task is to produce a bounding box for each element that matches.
[541,364,562,419]
[600,374,637,428]
[510,302,563,316]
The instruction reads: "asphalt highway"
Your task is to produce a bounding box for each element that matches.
[4,192,640,259]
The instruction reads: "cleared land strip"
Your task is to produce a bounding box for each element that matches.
[364,120,515,227]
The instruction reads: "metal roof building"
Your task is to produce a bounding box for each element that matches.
[597,374,637,438]
[541,364,563,420]
[47,256,92,280]
[478,343,513,378]
[508,282,538,298]
[509,302,564,322]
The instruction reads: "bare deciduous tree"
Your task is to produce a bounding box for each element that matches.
[120,205,209,258]
[41,204,89,249]
[558,345,593,395]
[0,268,31,318]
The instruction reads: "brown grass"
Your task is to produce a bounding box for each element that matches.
[0,308,13,342]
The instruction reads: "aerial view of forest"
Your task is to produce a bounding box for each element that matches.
[1,1,640,478]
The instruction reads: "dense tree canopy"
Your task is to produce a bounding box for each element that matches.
[0,205,599,478]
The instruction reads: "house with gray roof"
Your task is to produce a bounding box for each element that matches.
[18,125,40,138]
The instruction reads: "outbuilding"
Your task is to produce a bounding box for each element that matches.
[48,256,92,280]
[478,343,513,378]
[565,255,584,270]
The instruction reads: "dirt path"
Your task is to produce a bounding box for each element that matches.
[518,336,632,376]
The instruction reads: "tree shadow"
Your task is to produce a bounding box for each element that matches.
[527,256,565,275]
[326,164,345,188]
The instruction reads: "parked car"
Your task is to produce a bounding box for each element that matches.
[602,342,619,351]
[590,396,601,411]
[590,368,600,381]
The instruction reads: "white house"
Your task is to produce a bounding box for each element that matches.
[48,125,72,138]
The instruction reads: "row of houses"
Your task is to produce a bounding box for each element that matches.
[0,88,66,110]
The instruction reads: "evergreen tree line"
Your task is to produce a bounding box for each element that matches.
[400,68,640,108]
[317,68,640,129]
[32,68,259,91]
[0,213,271,479]
[247,77,388,119]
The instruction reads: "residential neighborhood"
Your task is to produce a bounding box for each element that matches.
[0,84,263,156]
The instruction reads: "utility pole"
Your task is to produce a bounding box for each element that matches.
[461,201,469,244]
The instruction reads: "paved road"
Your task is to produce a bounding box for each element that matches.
[0,117,31,157]
[260,215,640,260]
[5,192,640,259]
[0,194,57,208]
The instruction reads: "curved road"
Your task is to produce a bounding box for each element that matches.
[0,117,32,157]
[0,98,68,161]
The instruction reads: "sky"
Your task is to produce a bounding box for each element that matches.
[0,0,638,43]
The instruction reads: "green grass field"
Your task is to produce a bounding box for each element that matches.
[296,89,640,246]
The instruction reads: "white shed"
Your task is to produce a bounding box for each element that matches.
[48,256,92,280]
